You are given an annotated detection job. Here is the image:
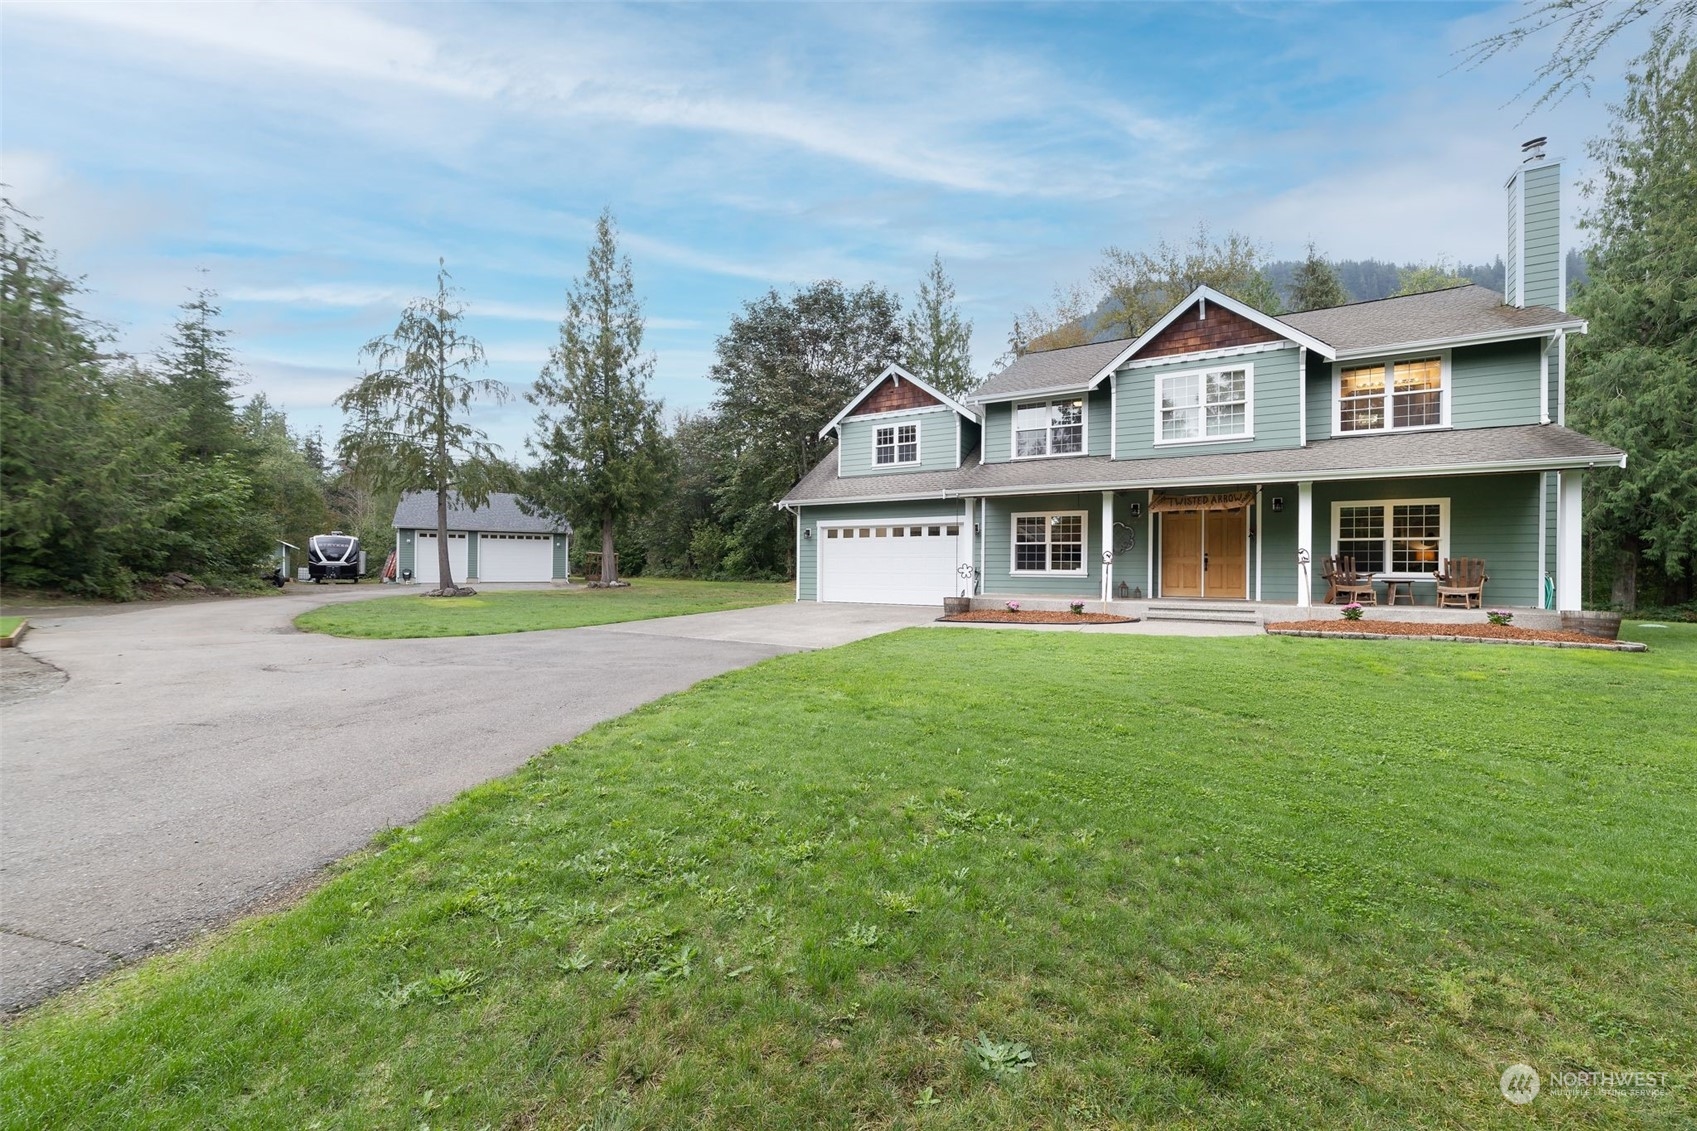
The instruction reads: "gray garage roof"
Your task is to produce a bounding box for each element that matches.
[968,286,1582,402]
[780,424,1623,504]
[392,491,569,534]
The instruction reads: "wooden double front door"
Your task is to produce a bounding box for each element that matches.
[1160,507,1249,599]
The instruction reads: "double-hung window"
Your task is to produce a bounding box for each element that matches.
[874,422,919,466]
[1014,399,1084,458]
[1338,356,1445,432]
[1012,512,1086,574]
[1157,365,1251,443]
[1333,499,1447,576]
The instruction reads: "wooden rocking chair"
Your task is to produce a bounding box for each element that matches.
[1434,557,1488,608]
[1332,555,1377,605]
[1320,555,1339,604]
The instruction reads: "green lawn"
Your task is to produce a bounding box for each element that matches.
[293,577,792,638]
[5,625,1694,1129]
[0,616,23,637]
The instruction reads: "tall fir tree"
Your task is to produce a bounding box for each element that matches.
[1286,242,1348,312]
[902,255,975,397]
[159,286,242,462]
[1568,29,1697,608]
[336,260,509,595]
[524,210,665,584]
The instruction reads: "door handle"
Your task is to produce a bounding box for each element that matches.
[1204,553,1210,571]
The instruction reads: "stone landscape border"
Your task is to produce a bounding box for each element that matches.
[1266,627,1647,653]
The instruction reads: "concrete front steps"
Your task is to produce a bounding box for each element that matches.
[1141,601,1263,626]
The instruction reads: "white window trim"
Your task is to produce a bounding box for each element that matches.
[1329,497,1450,580]
[1330,350,1452,436]
[874,420,921,467]
[1010,397,1089,460]
[1152,362,1256,447]
[1009,509,1089,576]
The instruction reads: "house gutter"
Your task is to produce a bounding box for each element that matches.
[1330,320,1588,361]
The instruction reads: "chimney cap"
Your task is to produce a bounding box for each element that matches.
[1521,136,1548,161]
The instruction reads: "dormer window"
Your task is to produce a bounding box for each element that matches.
[874,422,919,465]
[1014,399,1084,458]
[1338,356,1446,432]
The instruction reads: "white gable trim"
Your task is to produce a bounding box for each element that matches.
[1083,286,1336,390]
[818,363,980,439]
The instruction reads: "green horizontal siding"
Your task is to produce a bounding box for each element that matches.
[553,534,569,580]
[838,408,960,477]
[981,493,1102,598]
[1107,490,1151,597]
[960,419,982,463]
[1087,387,1110,455]
[1305,351,1333,442]
[1309,473,1543,606]
[1522,162,1562,310]
[796,499,969,601]
[1114,346,1300,459]
[982,403,1011,464]
[1505,181,1520,303]
[397,529,414,577]
[1451,340,1543,428]
[1257,484,1300,603]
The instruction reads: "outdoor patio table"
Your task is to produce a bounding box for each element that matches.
[1376,576,1416,606]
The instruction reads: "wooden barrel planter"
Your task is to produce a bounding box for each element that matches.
[1560,610,1624,640]
[942,597,972,617]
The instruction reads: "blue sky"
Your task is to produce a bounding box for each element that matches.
[1,2,1647,458]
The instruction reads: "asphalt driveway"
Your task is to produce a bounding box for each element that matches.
[0,586,933,1012]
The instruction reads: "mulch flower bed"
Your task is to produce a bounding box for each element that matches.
[940,610,1136,625]
[1266,619,1645,652]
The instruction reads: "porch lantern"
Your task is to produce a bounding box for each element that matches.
[1117,581,1130,599]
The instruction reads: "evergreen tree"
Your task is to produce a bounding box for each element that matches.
[336,260,508,596]
[1395,260,1471,296]
[1286,242,1348,311]
[159,286,242,462]
[523,210,665,585]
[902,255,975,396]
[1568,29,1697,609]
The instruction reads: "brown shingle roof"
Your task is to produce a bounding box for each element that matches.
[1278,285,1580,354]
[780,425,1622,504]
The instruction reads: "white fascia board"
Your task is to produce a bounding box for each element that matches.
[1118,339,1294,371]
[1332,320,1589,361]
[779,489,953,507]
[1083,285,1336,391]
[943,453,1626,499]
[818,363,980,439]
[966,382,1092,405]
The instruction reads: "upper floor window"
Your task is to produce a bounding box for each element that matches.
[1014,399,1084,458]
[1338,356,1445,432]
[874,422,919,465]
[1157,365,1251,443]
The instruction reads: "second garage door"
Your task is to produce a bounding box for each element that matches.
[819,519,962,605]
[478,533,555,582]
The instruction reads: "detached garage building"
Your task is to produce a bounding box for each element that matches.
[392,492,570,586]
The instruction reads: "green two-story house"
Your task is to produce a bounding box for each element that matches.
[779,146,1624,614]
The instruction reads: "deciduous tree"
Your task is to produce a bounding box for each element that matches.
[336,261,508,595]
[1093,224,1281,339]
[523,210,665,585]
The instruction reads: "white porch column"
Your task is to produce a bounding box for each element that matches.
[1296,480,1314,608]
[1101,490,1115,602]
[959,497,976,598]
[1557,471,1583,611]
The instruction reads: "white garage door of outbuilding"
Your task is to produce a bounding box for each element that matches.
[413,531,468,586]
[478,533,554,582]
[819,519,963,605]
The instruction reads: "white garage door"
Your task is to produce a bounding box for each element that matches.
[478,533,555,582]
[819,519,962,605]
[413,531,468,586]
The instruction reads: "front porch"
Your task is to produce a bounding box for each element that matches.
[962,594,1570,631]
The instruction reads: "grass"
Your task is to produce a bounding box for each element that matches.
[293,576,792,638]
[4,624,1694,1129]
[0,616,23,637]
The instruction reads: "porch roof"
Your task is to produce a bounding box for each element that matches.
[779,424,1624,506]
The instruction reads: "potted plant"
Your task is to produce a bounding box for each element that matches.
[942,595,971,617]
